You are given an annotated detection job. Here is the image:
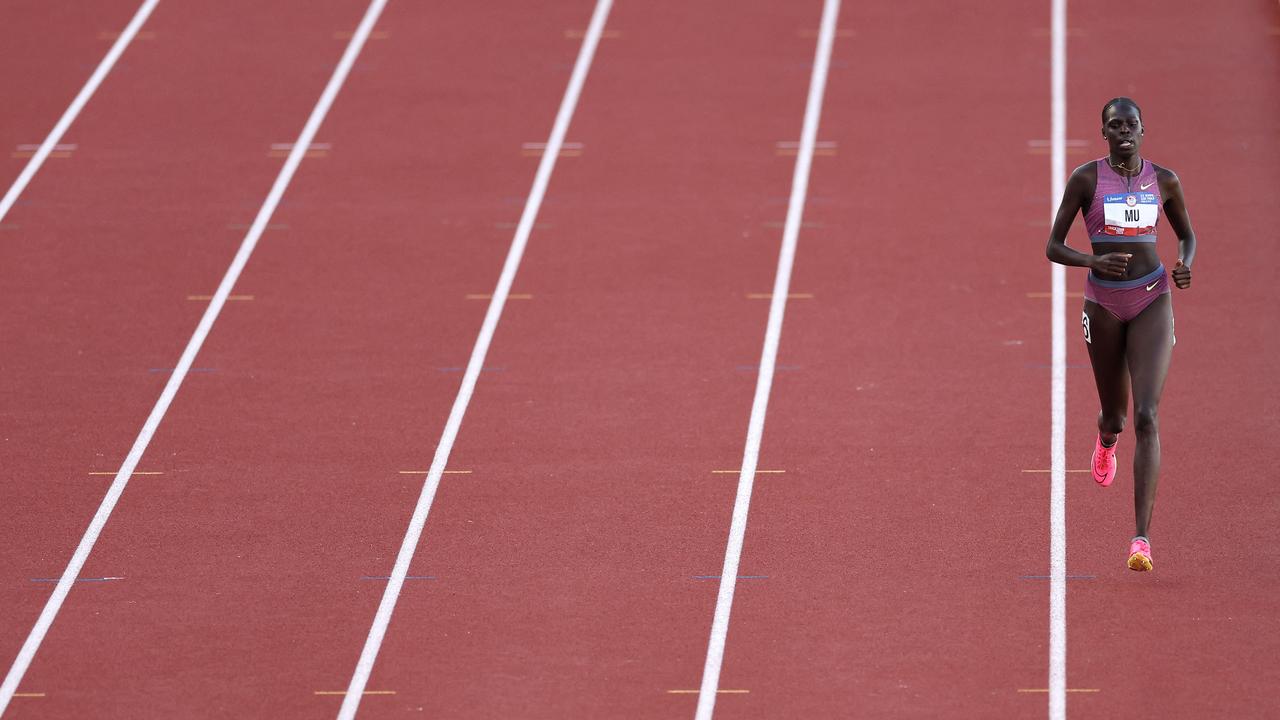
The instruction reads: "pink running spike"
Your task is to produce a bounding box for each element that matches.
[1092,435,1118,487]
[1128,537,1153,572]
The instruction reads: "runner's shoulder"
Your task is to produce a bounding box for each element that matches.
[1065,160,1098,195]
[1152,162,1177,184]
[1150,162,1181,193]
[1069,160,1098,179]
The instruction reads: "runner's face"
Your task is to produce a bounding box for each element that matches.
[1102,105,1143,158]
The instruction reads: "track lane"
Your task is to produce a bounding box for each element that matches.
[5,2,597,718]
[354,2,824,717]
[718,1,1065,717]
[0,0,368,714]
[1062,1,1280,716]
[336,0,615,714]
[0,0,145,195]
[724,2,1280,718]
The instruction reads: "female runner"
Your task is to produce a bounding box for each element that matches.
[1045,97,1197,571]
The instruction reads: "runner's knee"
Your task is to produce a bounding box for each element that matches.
[1098,410,1126,435]
[1134,405,1159,434]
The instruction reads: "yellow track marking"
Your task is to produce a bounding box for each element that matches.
[521,142,583,157]
[333,30,389,40]
[99,30,156,41]
[776,140,837,156]
[1030,27,1084,37]
[268,142,330,158]
[762,220,824,229]
[12,144,76,159]
[564,29,621,39]
[226,223,287,231]
[1026,139,1089,155]
[797,28,855,38]
[1026,137,1087,154]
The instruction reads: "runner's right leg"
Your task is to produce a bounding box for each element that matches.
[1083,300,1130,448]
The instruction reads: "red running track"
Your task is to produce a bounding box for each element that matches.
[1057,2,1280,717]
[1,0,1278,718]
[0,0,144,194]
[0,0,403,715]
[726,2,1061,716]
[355,1,823,716]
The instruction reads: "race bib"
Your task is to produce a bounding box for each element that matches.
[1102,192,1159,236]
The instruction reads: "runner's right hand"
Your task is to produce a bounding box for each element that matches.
[1090,252,1132,279]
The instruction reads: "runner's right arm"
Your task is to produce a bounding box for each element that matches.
[1046,164,1130,279]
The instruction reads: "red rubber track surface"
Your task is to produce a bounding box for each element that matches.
[0,0,144,193]
[363,2,819,716]
[729,2,1058,717]
[1059,3,1280,717]
[1,0,383,714]
[727,2,1280,718]
[1,0,1277,718]
[22,3,597,717]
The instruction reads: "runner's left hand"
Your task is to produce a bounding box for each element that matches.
[1172,259,1191,289]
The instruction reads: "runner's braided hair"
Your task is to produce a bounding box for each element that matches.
[1101,97,1142,122]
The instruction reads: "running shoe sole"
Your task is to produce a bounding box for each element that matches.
[1127,552,1153,572]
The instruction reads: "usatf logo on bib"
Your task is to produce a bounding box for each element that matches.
[1102,192,1158,236]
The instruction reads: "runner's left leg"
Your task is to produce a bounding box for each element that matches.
[1124,293,1175,538]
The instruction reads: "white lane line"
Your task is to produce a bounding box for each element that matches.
[693,1,840,718]
[1048,0,1069,719]
[334,1,614,717]
[0,1,389,715]
[0,0,161,224]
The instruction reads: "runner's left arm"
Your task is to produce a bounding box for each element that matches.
[1159,167,1195,289]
